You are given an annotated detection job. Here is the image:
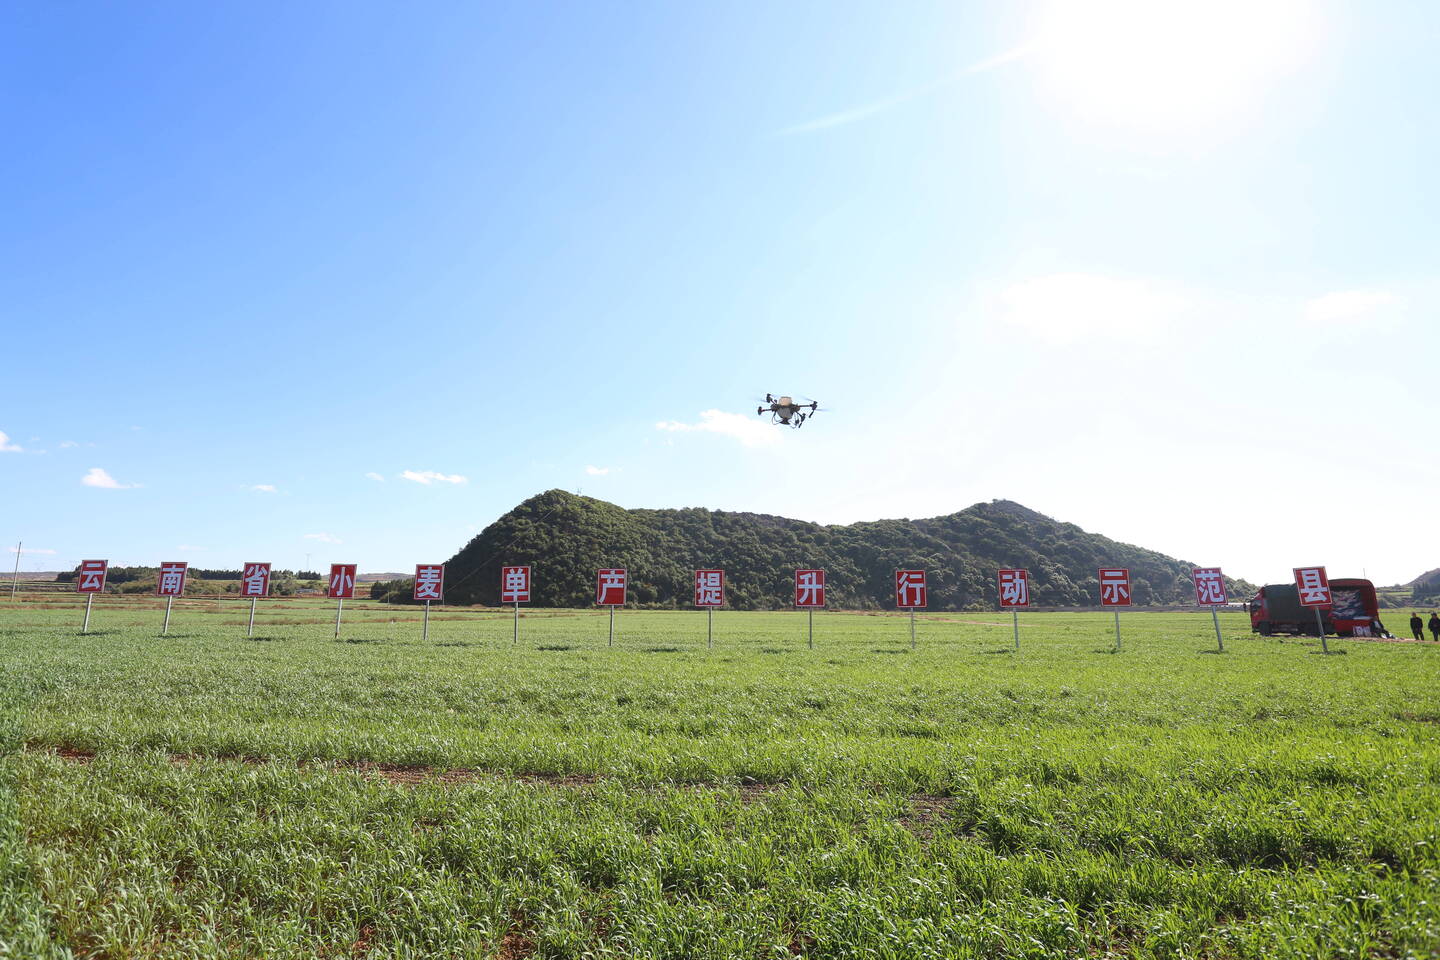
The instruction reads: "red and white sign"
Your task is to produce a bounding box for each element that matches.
[695,569,725,607]
[895,569,927,608]
[76,560,108,594]
[1099,567,1132,606]
[596,568,627,606]
[414,564,445,602]
[795,569,826,608]
[240,562,272,598]
[1192,567,1228,606]
[501,566,532,604]
[155,561,189,597]
[1293,566,1332,607]
[998,568,1030,608]
[328,564,357,600]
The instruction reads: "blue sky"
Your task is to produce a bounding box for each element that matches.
[2,0,1436,586]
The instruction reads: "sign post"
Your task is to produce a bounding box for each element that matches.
[795,569,825,648]
[76,560,108,633]
[240,563,272,636]
[695,569,724,648]
[414,564,445,642]
[328,564,357,639]
[156,561,188,635]
[998,568,1030,651]
[895,570,927,648]
[1192,567,1229,652]
[501,566,532,645]
[1294,565,1334,654]
[1099,567,1132,651]
[596,569,627,646]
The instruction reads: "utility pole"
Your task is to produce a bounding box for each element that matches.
[9,541,20,599]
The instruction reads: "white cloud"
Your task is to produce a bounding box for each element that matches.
[0,431,22,453]
[364,472,386,482]
[585,465,611,476]
[304,532,342,544]
[8,546,56,555]
[58,440,79,449]
[401,470,468,485]
[992,272,1188,345]
[177,545,206,552]
[249,484,278,493]
[81,467,139,489]
[656,409,782,448]
[1304,289,1407,329]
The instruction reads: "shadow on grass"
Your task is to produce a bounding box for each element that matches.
[759,647,793,654]
[75,630,124,638]
[1197,649,1226,655]
[341,636,385,644]
[536,645,575,652]
[434,641,481,648]
[982,648,1016,655]
[1312,649,1349,655]
[870,648,910,655]
[243,635,282,643]
[643,647,681,654]
[1090,648,1121,655]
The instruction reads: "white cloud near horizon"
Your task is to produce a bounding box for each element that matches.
[58,440,78,449]
[401,470,468,485]
[364,472,385,482]
[0,431,22,453]
[81,467,139,489]
[1304,289,1407,329]
[585,465,611,476]
[993,272,1189,345]
[656,410,781,448]
[304,532,342,545]
[249,484,278,493]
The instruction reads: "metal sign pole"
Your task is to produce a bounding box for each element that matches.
[423,600,431,643]
[334,598,343,639]
[82,593,94,634]
[707,607,713,648]
[1315,607,1329,654]
[1013,610,1020,652]
[1114,609,1122,652]
[513,601,519,645]
[910,608,916,649]
[608,606,615,647]
[1211,607,1224,652]
[808,609,814,649]
[162,596,173,635]
[248,597,257,637]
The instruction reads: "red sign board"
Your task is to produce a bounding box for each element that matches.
[414,564,445,602]
[998,568,1030,608]
[155,561,188,597]
[76,559,108,594]
[1293,566,1332,607]
[895,569,926,608]
[1192,567,1227,606]
[1099,567,1132,606]
[596,568,627,606]
[695,569,724,607]
[240,562,272,598]
[328,564,357,600]
[501,566,532,604]
[795,569,826,608]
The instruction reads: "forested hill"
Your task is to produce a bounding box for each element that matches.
[396,490,1252,610]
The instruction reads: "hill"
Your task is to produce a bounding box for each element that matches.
[1409,568,1440,605]
[372,490,1253,610]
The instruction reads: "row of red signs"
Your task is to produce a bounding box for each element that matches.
[74,562,1340,608]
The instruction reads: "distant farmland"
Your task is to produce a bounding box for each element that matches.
[2,593,1438,958]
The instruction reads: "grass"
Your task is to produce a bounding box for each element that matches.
[2,594,1439,958]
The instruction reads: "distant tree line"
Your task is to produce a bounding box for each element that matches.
[370,490,1256,610]
[56,565,321,594]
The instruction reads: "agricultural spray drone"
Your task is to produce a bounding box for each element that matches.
[756,394,820,428]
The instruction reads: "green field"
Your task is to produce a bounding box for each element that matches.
[2,595,1438,958]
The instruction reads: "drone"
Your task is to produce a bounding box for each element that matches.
[756,393,820,428]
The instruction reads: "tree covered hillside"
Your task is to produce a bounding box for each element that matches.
[371,490,1252,610]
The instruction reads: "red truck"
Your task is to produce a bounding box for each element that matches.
[1249,578,1387,637]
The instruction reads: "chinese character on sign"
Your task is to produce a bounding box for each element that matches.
[1099,568,1132,606]
[1192,567,1228,606]
[501,566,531,604]
[695,569,725,607]
[240,563,272,598]
[413,564,445,602]
[895,570,927,609]
[156,561,188,597]
[1293,566,1332,607]
[76,559,108,594]
[596,568,627,606]
[998,568,1030,608]
[328,564,357,600]
[795,569,826,608]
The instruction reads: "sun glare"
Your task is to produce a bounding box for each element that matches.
[1027,0,1321,135]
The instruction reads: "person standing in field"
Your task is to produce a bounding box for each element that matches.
[1429,612,1440,642]
[1410,613,1425,642]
